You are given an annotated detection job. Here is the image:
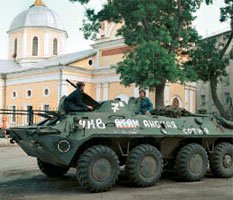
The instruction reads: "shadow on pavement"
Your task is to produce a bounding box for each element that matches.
[0,169,226,200]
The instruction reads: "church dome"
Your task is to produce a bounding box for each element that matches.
[8,0,66,32]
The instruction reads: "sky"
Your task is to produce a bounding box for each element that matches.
[0,0,231,59]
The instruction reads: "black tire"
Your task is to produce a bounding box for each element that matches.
[37,158,69,177]
[125,144,163,187]
[175,143,208,181]
[77,145,120,192]
[210,142,233,178]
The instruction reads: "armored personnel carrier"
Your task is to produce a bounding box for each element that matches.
[8,94,233,192]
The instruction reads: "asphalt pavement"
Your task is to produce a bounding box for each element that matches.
[0,146,232,200]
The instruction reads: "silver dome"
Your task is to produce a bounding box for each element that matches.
[9,5,66,32]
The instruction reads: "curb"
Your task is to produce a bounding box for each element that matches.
[0,169,39,177]
[0,138,16,147]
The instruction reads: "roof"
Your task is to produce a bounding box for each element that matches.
[17,49,97,72]
[203,28,231,40]
[0,60,22,73]
[8,4,66,32]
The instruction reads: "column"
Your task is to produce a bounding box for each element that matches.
[103,83,109,101]
[22,30,27,58]
[190,90,194,113]
[96,49,100,69]
[184,85,189,110]
[134,85,139,98]
[96,83,101,101]
[44,31,49,57]
[164,84,170,106]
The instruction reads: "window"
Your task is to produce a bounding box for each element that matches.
[201,95,206,106]
[224,93,231,104]
[14,38,17,56]
[12,91,17,99]
[53,38,58,55]
[100,22,107,38]
[43,104,50,111]
[172,98,180,108]
[101,22,106,31]
[11,106,16,123]
[44,88,50,96]
[88,59,93,66]
[26,90,32,98]
[32,37,38,56]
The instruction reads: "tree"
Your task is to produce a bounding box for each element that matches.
[70,0,203,107]
[188,0,233,118]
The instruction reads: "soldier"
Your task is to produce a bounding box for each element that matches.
[138,89,153,115]
[64,82,93,113]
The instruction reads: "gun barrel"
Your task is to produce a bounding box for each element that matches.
[66,79,77,89]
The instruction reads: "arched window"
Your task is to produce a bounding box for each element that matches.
[14,38,18,56]
[32,37,38,56]
[171,96,185,108]
[53,38,58,55]
[100,22,106,31]
[172,98,180,108]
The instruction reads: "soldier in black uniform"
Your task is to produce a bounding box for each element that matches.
[64,82,93,113]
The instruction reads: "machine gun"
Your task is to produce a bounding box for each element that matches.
[66,79,78,89]
[65,79,101,109]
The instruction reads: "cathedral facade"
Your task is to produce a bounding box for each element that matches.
[0,0,196,126]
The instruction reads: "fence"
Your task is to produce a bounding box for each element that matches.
[0,106,57,128]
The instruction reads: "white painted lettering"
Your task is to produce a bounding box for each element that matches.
[171,121,177,129]
[96,119,106,129]
[79,120,86,128]
[87,119,96,129]
[166,121,173,129]
[149,120,156,128]
[143,120,150,128]
[204,128,209,134]
[154,121,161,128]
[132,120,140,128]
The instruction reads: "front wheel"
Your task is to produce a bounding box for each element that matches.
[126,144,163,187]
[77,145,120,192]
[210,142,233,178]
[175,143,208,181]
[37,159,69,177]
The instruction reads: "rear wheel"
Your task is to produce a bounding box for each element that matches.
[210,142,233,178]
[77,145,120,192]
[37,158,69,177]
[175,143,208,181]
[126,144,163,187]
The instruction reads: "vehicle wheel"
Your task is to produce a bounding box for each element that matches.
[175,143,208,181]
[210,142,233,178]
[125,144,163,187]
[37,158,69,177]
[77,145,120,192]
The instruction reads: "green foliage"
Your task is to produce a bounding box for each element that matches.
[116,41,179,88]
[188,0,232,83]
[70,0,89,4]
[70,0,203,93]
[205,0,213,4]
[186,38,229,82]
[220,0,233,29]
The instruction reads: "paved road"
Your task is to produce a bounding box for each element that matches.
[0,146,36,175]
[0,146,233,200]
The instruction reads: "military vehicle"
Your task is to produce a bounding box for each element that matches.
[8,87,233,193]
